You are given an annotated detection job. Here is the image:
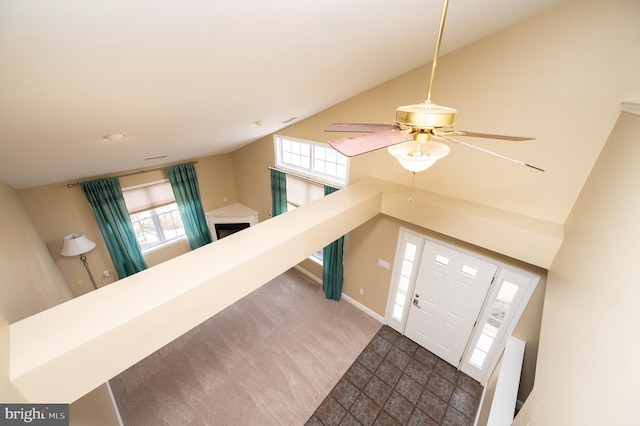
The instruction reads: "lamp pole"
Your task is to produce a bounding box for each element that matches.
[79,254,98,290]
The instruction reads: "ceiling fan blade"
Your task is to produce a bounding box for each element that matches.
[435,134,545,172]
[325,123,398,133]
[435,130,534,141]
[328,129,412,157]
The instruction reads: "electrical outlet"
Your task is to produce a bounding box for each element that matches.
[223,196,228,202]
[103,271,111,278]
[359,288,364,295]
[378,259,391,269]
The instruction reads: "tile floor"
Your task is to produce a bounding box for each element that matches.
[306,325,483,425]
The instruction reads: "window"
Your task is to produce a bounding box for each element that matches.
[386,230,424,332]
[274,135,348,186]
[122,180,187,253]
[129,203,186,252]
[274,135,348,264]
[469,280,519,368]
[461,268,539,384]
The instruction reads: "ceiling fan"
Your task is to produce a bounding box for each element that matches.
[326,0,544,173]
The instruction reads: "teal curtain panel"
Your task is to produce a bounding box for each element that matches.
[166,163,212,250]
[270,168,288,216]
[322,185,344,301]
[81,177,148,279]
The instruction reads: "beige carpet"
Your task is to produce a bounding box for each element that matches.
[110,268,382,425]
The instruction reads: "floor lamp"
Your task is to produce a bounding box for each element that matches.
[61,233,98,290]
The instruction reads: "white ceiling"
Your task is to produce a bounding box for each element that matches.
[0,0,566,189]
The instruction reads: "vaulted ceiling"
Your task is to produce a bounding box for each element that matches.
[0,0,566,189]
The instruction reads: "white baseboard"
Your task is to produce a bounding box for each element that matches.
[340,293,385,323]
[293,265,322,285]
[293,265,385,324]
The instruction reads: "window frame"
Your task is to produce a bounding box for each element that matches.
[129,202,187,254]
[274,134,349,187]
[122,179,188,254]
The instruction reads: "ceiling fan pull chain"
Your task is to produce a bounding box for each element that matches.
[408,172,416,201]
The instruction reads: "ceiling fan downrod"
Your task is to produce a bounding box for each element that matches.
[426,0,450,104]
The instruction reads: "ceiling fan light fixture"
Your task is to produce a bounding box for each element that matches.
[388,140,450,173]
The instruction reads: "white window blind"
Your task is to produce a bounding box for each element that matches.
[285,175,324,207]
[122,180,175,213]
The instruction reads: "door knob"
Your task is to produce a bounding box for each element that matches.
[412,298,420,308]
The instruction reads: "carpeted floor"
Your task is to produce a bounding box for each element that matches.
[110,268,382,425]
[306,326,483,425]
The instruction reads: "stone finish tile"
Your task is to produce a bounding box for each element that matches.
[442,406,474,426]
[404,358,431,386]
[358,349,384,373]
[394,374,423,405]
[315,396,347,426]
[377,326,400,344]
[394,336,419,356]
[386,346,411,370]
[416,389,448,423]
[456,373,483,399]
[340,413,363,426]
[333,377,361,410]
[407,408,439,426]
[307,326,484,426]
[427,373,456,401]
[383,391,414,425]
[305,415,324,426]
[449,387,479,419]
[373,410,401,426]
[367,335,394,357]
[346,362,373,390]
[364,375,393,407]
[414,346,439,368]
[375,360,403,387]
[351,393,381,426]
[433,358,459,384]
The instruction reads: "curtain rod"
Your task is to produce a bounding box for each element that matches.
[66,161,199,188]
[268,166,343,188]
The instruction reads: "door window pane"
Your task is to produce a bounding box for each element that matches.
[469,279,521,368]
[392,242,418,322]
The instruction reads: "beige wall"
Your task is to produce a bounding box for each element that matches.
[518,112,640,424]
[18,154,238,295]
[230,136,275,221]
[0,181,120,425]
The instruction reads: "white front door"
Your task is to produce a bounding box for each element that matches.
[405,241,497,366]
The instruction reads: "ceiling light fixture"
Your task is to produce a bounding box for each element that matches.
[104,133,127,141]
[387,138,450,173]
[253,120,267,127]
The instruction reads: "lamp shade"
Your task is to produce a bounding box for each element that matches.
[388,140,450,173]
[60,233,96,257]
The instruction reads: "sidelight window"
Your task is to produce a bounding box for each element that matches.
[386,229,424,332]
